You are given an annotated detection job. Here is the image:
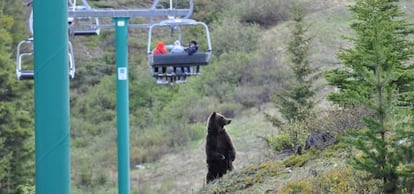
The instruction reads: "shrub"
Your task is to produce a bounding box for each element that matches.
[222,0,291,27]
[266,106,370,153]
[187,123,207,141]
[265,133,292,152]
[234,86,268,108]
[78,162,93,188]
[199,160,285,193]
[283,151,313,167]
[278,165,381,193]
[217,102,243,118]
[310,106,369,135]
[265,119,310,153]
[210,17,260,56]
[130,126,170,163]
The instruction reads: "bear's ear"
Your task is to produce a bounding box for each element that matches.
[211,112,216,118]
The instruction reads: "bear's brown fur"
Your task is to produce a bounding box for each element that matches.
[205,112,236,183]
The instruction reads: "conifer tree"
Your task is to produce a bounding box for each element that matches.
[267,4,319,151]
[324,0,414,192]
[271,4,317,124]
[0,4,34,193]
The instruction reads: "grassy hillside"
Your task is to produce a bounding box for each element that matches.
[198,1,414,194]
[122,2,357,193]
[2,0,412,193]
[23,0,409,193]
[130,106,279,194]
[124,1,414,193]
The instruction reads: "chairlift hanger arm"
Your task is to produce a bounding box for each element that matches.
[150,0,194,19]
[68,9,191,18]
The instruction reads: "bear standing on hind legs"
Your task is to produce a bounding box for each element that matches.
[205,112,236,183]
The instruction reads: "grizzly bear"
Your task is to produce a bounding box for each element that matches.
[205,112,236,183]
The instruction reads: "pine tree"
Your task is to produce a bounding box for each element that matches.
[325,0,414,106]
[267,4,319,151]
[324,0,414,192]
[271,4,318,124]
[0,3,35,193]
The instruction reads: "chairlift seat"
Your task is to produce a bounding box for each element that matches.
[17,70,75,80]
[18,70,34,80]
[73,29,100,36]
[151,52,210,67]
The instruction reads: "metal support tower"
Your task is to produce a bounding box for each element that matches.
[114,17,130,194]
[33,0,70,193]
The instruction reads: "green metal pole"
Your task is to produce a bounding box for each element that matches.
[33,0,70,193]
[114,17,131,194]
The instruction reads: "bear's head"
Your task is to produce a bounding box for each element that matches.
[207,112,231,134]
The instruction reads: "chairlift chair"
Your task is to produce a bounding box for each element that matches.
[16,38,76,80]
[147,18,212,84]
[16,38,34,80]
[71,16,100,36]
[68,0,101,36]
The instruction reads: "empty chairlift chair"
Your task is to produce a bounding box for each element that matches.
[16,38,76,80]
[68,0,101,36]
[71,15,100,36]
[147,18,212,84]
[16,38,34,80]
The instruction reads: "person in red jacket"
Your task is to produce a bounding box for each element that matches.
[153,41,168,75]
[153,41,168,55]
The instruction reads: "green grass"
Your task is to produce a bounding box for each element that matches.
[70,0,414,193]
[198,143,357,193]
[79,1,352,192]
[128,2,368,192]
[127,105,279,193]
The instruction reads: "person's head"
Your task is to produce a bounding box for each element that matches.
[174,40,181,46]
[156,41,165,49]
[190,40,197,47]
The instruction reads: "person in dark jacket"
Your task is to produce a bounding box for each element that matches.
[187,40,198,55]
[187,40,199,74]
